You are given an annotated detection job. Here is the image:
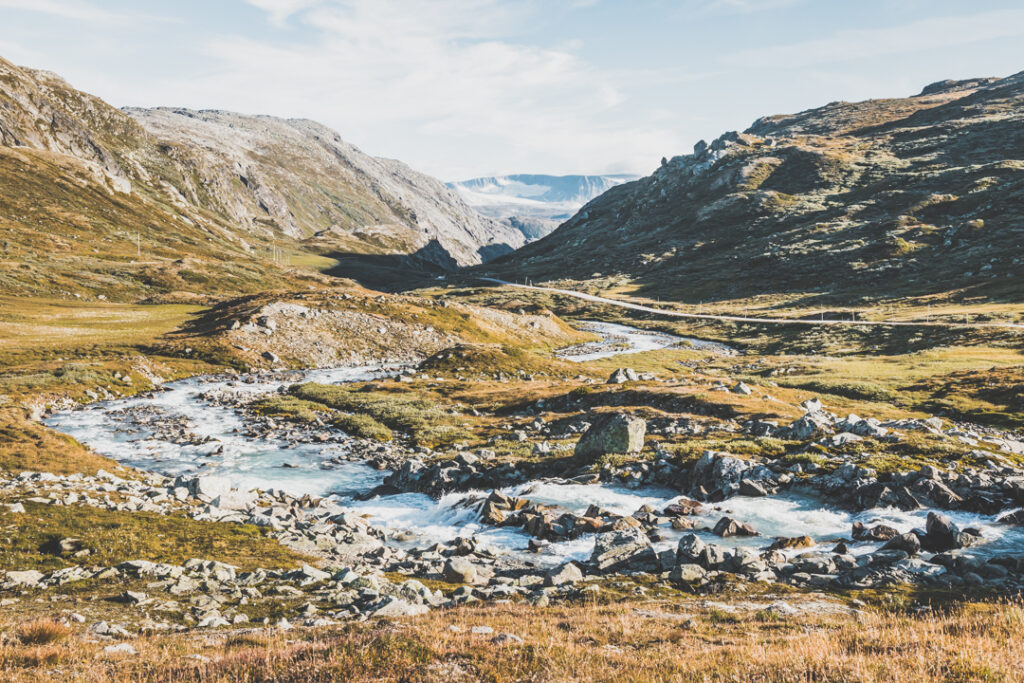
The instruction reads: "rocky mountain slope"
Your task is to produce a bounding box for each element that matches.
[0,56,521,299]
[449,174,636,239]
[483,74,1024,307]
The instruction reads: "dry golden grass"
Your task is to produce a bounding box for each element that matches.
[14,619,70,646]
[2,599,1023,682]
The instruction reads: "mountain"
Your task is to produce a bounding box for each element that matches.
[0,56,522,299]
[448,174,636,239]
[482,74,1024,307]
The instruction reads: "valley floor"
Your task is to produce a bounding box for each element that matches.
[1,282,1022,682]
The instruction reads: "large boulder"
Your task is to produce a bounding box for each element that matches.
[607,368,639,384]
[544,562,583,586]
[590,527,656,572]
[442,557,479,584]
[690,451,749,495]
[574,413,646,461]
[713,516,759,538]
[923,511,981,552]
[187,476,233,502]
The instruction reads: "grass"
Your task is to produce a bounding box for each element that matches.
[0,502,312,572]
[331,413,394,442]
[1,599,1023,681]
[290,382,471,448]
[15,620,71,646]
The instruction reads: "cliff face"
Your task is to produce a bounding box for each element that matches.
[485,74,1024,306]
[0,56,521,299]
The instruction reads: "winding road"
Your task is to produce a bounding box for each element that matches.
[480,278,1024,331]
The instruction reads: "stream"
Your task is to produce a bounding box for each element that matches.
[43,324,1023,566]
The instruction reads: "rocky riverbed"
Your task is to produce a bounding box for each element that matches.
[19,323,1024,636]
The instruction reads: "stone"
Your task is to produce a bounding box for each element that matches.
[442,557,479,584]
[491,633,524,645]
[544,562,583,587]
[881,533,921,555]
[40,537,85,555]
[663,499,703,516]
[767,535,815,551]
[590,527,656,572]
[923,511,980,552]
[2,570,43,588]
[366,596,429,617]
[187,476,233,502]
[732,382,753,395]
[851,522,899,542]
[997,510,1024,526]
[669,563,707,584]
[676,534,707,564]
[574,413,646,461]
[121,590,150,605]
[690,451,749,494]
[607,368,639,384]
[713,516,759,538]
[104,643,137,656]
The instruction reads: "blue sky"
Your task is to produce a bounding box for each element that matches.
[1,0,1021,179]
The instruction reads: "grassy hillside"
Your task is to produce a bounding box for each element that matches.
[482,74,1024,316]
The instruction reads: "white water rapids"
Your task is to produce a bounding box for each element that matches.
[43,324,1023,565]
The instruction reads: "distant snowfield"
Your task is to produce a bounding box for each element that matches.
[449,173,637,237]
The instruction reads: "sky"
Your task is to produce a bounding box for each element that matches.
[0,0,1021,180]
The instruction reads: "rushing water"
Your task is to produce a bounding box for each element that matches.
[42,325,1023,563]
[555,321,736,361]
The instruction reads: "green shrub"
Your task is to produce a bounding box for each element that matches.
[331,413,393,441]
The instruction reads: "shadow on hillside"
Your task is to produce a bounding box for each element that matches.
[323,239,458,292]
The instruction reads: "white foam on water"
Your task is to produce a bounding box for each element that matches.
[556,321,734,362]
[39,328,1024,564]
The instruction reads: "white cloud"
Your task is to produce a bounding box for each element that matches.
[171,0,682,177]
[0,0,169,25]
[724,9,1024,68]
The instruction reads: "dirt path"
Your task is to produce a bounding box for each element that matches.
[480,279,1024,331]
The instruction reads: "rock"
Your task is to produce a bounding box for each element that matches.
[731,382,752,395]
[607,368,639,384]
[470,625,494,635]
[366,596,429,617]
[104,643,137,656]
[923,511,980,552]
[669,563,708,584]
[767,535,815,551]
[2,570,43,588]
[3,502,25,513]
[663,499,703,516]
[442,557,479,584]
[40,537,85,555]
[590,527,656,572]
[690,451,750,495]
[120,590,149,605]
[782,412,833,440]
[544,562,583,587]
[676,534,707,564]
[213,489,258,510]
[851,522,899,542]
[574,413,646,461]
[997,510,1024,526]
[262,351,279,362]
[490,633,524,645]
[881,533,921,555]
[713,516,759,538]
[187,476,233,502]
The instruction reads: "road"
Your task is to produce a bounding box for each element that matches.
[479,278,1024,331]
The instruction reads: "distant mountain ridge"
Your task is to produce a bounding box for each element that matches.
[0,56,522,298]
[449,173,636,239]
[483,74,1024,307]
